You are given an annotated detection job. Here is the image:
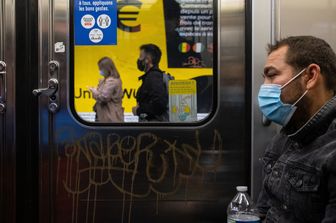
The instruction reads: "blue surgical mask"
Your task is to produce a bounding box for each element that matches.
[100,70,107,76]
[258,68,308,126]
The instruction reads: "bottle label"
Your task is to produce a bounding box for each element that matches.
[228,216,261,223]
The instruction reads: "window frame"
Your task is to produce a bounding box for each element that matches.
[69,0,219,127]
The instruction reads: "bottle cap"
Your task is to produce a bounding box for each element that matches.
[236,186,248,192]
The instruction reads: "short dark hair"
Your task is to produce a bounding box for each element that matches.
[140,44,162,66]
[268,36,336,90]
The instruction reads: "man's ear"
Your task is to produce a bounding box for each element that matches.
[305,64,321,90]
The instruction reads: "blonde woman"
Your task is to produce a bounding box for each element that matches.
[89,57,124,122]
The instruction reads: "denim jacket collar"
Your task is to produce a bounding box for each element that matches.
[283,95,336,145]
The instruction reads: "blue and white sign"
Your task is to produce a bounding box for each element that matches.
[74,0,117,45]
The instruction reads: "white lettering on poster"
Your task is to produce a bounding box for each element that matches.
[78,0,114,13]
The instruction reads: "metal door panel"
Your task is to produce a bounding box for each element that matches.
[251,0,280,200]
[37,0,248,222]
[0,0,16,222]
[280,0,336,51]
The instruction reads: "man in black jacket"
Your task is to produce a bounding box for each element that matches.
[256,36,336,222]
[132,44,168,122]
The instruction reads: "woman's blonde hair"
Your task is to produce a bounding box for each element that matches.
[98,57,120,78]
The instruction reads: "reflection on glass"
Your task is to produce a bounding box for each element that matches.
[132,44,169,122]
[73,0,214,123]
[88,57,124,123]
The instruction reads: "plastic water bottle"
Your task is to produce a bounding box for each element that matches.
[227,186,261,223]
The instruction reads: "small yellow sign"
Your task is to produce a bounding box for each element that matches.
[169,80,197,95]
[168,80,197,122]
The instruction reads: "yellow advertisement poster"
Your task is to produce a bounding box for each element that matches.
[74,0,214,114]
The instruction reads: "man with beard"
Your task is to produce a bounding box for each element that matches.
[256,36,336,222]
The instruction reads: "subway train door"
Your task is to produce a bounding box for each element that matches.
[0,0,16,222]
[35,0,249,223]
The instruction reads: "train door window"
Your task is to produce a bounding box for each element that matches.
[71,0,217,124]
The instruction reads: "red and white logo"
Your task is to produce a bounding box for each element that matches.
[81,14,95,29]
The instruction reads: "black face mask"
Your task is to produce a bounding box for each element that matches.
[137,59,146,72]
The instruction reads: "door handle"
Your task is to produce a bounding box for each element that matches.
[32,78,58,97]
[0,61,6,114]
[33,61,60,113]
[33,78,59,113]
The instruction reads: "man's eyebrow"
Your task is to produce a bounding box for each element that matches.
[263,66,279,75]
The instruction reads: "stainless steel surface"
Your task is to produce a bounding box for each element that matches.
[0,60,5,71]
[280,0,336,51]
[0,61,6,114]
[0,1,4,218]
[37,0,249,222]
[0,103,5,113]
[49,60,59,76]
[251,0,279,200]
[0,0,4,58]
[48,102,59,113]
[38,0,65,220]
[0,0,16,222]
[270,0,281,44]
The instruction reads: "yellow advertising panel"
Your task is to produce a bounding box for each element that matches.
[74,0,214,114]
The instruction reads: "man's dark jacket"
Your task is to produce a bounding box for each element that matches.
[257,96,336,222]
[136,66,168,121]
